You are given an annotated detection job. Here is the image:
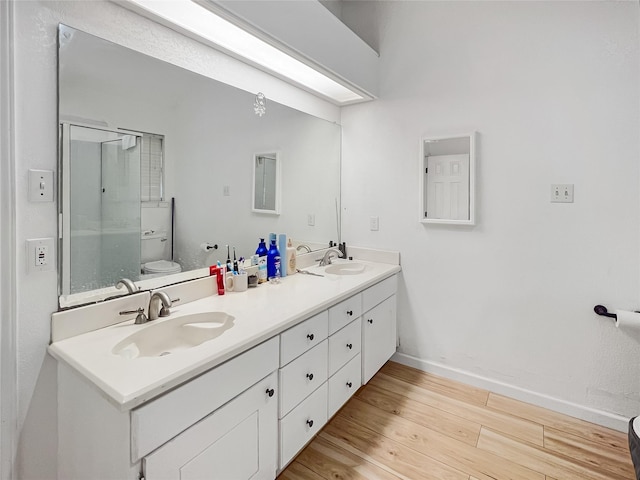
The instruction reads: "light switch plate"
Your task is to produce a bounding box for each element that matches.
[29,169,54,202]
[370,216,379,231]
[551,184,574,203]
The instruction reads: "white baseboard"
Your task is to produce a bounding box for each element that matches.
[391,352,630,433]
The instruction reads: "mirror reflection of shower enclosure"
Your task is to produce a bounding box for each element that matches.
[60,123,142,294]
[252,152,280,214]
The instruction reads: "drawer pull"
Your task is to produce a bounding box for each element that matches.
[306,373,314,381]
[368,318,373,324]
[265,388,275,398]
[346,343,353,350]
[346,310,353,316]
[307,333,314,341]
[306,419,314,428]
[346,382,353,388]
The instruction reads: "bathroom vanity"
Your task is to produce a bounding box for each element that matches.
[49,254,400,479]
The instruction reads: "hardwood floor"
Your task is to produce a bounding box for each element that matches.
[278,361,635,480]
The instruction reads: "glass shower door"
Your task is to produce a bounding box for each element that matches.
[62,124,142,294]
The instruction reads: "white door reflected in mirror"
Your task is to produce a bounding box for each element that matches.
[419,132,476,225]
[252,152,281,214]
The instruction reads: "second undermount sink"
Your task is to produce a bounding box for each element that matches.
[324,262,366,276]
[112,312,235,359]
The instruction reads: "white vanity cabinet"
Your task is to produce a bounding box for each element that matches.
[143,372,278,480]
[277,274,397,470]
[57,337,280,480]
[362,276,398,384]
[54,270,399,480]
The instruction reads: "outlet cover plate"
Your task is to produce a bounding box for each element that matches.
[26,238,55,272]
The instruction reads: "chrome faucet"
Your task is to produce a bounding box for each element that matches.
[318,248,344,266]
[296,244,312,253]
[115,278,138,294]
[148,291,173,321]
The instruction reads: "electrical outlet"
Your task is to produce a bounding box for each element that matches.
[307,214,315,226]
[35,245,48,266]
[26,238,55,272]
[223,185,230,196]
[370,216,379,231]
[551,184,574,203]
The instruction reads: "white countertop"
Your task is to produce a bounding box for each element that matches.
[48,259,401,411]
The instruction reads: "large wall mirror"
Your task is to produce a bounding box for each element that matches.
[58,24,341,307]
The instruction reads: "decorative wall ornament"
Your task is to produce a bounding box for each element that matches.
[253,92,267,117]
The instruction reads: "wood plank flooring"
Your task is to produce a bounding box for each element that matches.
[278,361,635,480]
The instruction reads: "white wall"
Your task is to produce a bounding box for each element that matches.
[9,2,338,478]
[341,1,640,428]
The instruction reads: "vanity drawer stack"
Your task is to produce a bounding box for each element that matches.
[278,294,365,469]
[278,311,330,467]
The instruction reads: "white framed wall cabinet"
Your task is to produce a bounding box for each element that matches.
[419,132,477,225]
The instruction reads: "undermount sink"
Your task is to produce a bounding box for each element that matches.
[112,312,235,359]
[324,262,366,276]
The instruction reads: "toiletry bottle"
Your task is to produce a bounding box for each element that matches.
[278,234,288,277]
[287,238,297,275]
[256,238,268,284]
[213,266,225,295]
[267,239,281,279]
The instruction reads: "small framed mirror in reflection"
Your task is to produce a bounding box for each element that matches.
[252,152,280,214]
[419,132,477,226]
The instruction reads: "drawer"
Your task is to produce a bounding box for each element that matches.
[131,336,279,462]
[328,293,362,335]
[328,353,361,418]
[279,340,328,417]
[362,275,397,313]
[328,317,361,376]
[280,311,328,366]
[280,382,328,469]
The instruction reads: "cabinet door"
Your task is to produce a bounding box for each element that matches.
[143,372,278,480]
[362,295,397,384]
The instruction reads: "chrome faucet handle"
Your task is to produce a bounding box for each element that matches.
[119,307,148,325]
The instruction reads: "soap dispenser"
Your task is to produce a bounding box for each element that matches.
[286,238,297,275]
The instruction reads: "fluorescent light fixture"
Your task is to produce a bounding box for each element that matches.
[123,0,363,104]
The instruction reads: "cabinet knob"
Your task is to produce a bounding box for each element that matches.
[265,388,275,398]
[306,419,314,428]
[368,318,373,324]
[346,343,353,350]
[307,333,314,341]
[346,382,353,388]
[306,373,314,381]
[346,310,353,316]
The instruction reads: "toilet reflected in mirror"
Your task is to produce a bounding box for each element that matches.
[419,132,477,225]
[141,231,182,279]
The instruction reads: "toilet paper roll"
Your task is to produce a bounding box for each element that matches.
[614,310,640,337]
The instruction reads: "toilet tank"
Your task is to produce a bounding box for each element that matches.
[141,231,170,264]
